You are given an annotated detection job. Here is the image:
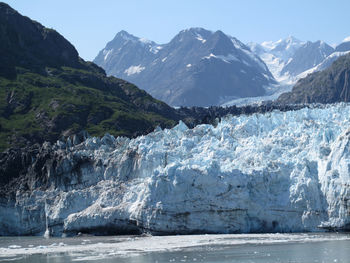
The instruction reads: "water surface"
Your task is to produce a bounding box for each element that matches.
[0,233,349,262]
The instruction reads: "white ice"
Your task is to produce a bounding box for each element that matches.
[1,104,350,235]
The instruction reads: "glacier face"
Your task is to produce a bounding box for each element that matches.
[1,104,350,236]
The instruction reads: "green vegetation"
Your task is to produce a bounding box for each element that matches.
[0,65,178,151]
[0,2,179,152]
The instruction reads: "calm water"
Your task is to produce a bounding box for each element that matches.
[0,233,349,263]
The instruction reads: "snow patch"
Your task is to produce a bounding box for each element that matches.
[118,32,161,54]
[124,65,145,76]
[195,34,206,43]
[262,73,271,80]
[231,37,245,50]
[203,53,217,60]
[203,53,239,63]
[186,64,192,68]
[102,49,113,61]
[150,45,163,54]
[139,38,152,44]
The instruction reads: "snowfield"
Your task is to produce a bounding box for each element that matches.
[1,104,350,236]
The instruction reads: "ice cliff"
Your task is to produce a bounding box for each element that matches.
[1,104,350,236]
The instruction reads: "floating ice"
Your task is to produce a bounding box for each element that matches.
[0,234,349,259]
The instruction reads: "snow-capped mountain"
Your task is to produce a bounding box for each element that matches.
[280,41,334,77]
[94,28,276,107]
[249,36,350,85]
[247,36,305,83]
[1,104,350,235]
[94,30,162,77]
[261,35,304,62]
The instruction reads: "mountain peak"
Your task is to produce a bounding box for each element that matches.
[181,27,212,34]
[285,35,300,42]
[113,30,158,46]
[169,27,214,46]
[114,30,139,42]
[261,36,303,51]
[213,30,227,37]
[95,27,274,106]
[176,27,213,41]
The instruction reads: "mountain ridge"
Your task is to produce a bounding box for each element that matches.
[94,28,276,107]
[249,36,350,85]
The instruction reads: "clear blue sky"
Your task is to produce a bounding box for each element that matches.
[4,0,350,61]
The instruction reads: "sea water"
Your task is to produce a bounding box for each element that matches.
[0,233,349,263]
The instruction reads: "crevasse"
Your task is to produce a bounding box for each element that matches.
[1,104,350,236]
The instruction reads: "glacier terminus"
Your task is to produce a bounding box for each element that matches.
[0,103,349,236]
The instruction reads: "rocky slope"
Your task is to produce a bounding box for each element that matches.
[278,53,350,104]
[0,3,182,152]
[0,104,349,235]
[94,28,276,107]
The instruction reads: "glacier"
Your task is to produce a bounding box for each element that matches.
[1,104,350,236]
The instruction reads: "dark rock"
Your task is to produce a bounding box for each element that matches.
[0,2,80,78]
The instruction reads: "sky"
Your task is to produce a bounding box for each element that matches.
[4,0,350,61]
